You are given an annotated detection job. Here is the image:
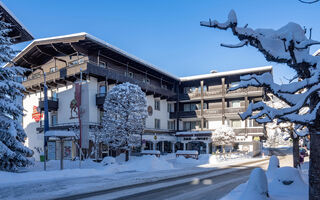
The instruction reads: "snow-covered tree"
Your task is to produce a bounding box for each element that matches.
[201,10,320,198]
[89,126,103,160]
[212,125,235,152]
[0,19,33,171]
[102,82,147,161]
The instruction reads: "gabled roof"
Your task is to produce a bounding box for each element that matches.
[0,2,33,43]
[10,32,179,81]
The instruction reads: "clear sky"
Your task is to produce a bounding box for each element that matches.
[4,0,320,83]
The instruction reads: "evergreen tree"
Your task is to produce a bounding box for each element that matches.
[0,19,33,171]
[102,82,147,161]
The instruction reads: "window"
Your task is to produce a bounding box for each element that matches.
[50,67,57,73]
[168,121,175,130]
[231,100,241,108]
[155,119,160,129]
[99,85,106,94]
[183,103,206,111]
[155,99,160,111]
[125,71,134,78]
[51,114,57,126]
[143,78,150,84]
[183,121,200,130]
[230,119,242,128]
[52,91,57,101]
[99,61,106,68]
[248,119,253,127]
[167,103,174,112]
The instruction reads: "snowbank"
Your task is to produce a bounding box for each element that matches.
[239,168,269,200]
[222,158,309,200]
[0,155,174,186]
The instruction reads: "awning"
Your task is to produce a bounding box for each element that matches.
[45,130,76,138]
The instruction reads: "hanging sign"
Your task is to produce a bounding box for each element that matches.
[32,106,43,122]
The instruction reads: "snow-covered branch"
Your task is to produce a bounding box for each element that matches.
[221,40,248,48]
[201,10,320,78]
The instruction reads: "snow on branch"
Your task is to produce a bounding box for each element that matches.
[200,10,320,76]
[221,40,248,48]
[229,71,320,107]
[298,0,320,3]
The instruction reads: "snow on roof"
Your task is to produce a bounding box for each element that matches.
[0,2,33,39]
[176,150,199,155]
[45,130,76,138]
[141,150,161,154]
[10,32,273,81]
[11,32,179,80]
[179,66,273,81]
[175,131,213,135]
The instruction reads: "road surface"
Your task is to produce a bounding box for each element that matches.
[59,150,292,200]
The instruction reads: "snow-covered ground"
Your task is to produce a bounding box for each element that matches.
[0,153,263,200]
[221,155,309,200]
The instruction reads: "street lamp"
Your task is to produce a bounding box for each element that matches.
[40,69,49,171]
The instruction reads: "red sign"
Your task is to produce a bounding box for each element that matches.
[32,106,43,122]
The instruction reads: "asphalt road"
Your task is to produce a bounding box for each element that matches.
[61,149,291,200]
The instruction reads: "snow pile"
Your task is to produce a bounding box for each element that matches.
[269,167,308,199]
[122,155,174,172]
[266,155,279,181]
[239,168,269,200]
[222,157,308,200]
[101,157,116,165]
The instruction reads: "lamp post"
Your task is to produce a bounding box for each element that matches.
[41,70,49,171]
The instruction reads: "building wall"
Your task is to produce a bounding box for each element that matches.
[145,95,170,130]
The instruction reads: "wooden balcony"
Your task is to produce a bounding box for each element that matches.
[178,87,263,101]
[23,60,176,99]
[170,107,246,119]
[233,127,265,136]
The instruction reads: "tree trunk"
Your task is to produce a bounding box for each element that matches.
[309,131,320,200]
[125,150,129,162]
[292,137,300,168]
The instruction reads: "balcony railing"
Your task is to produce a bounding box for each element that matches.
[39,97,59,111]
[179,87,263,101]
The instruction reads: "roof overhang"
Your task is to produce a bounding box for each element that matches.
[0,2,33,43]
[9,32,178,82]
[179,66,273,82]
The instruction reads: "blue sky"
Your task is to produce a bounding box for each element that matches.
[4,0,320,83]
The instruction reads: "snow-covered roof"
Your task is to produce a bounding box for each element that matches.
[179,66,273,81]
[176,150,199,155]
[11,32,179,80]
[0,2,34,41]
[175,131,213,135]
[45,130,76,138]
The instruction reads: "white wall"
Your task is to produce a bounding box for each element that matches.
[145,95,170,130]
[23,92,43,161]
